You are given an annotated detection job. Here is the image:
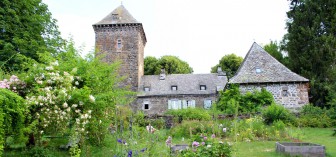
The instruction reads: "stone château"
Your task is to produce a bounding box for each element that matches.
[93,5,309,114]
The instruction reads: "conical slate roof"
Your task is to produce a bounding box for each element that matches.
[94,5,139,25]
[229,42,309,84]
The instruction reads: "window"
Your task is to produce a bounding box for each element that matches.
[256,68,262,73]
[144,87,150,92]
[182,100,195,109]
[168,99,181,110]
[200,85,206,90]
[117,39,122,49]
[171,86,178,91]
[144,104,149,110]
[204,99,212,109]
[282,90,289,97]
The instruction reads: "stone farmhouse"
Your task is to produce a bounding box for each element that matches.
[229,43,309,111]
[93,5,309,114]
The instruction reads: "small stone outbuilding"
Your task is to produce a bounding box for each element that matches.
[229,42,309,111]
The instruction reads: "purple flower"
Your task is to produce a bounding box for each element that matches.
[140,148,147,152]
[128,150,132,157]
[201,142,205,145]
[211,134,216,138]
[117,139,126,144]
[203,136,207,141]
[192,141,199,147]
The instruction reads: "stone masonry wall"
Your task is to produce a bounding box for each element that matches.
[136,94,217,115]
[93,24,145,91]
[239,83,309,111]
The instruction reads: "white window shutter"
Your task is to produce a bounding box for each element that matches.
[178,100,182,109]
[182,100,187,109]
[168,100,172,109]
[191,100,196,108]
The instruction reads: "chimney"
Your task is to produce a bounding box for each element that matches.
[159,69,166,80]
[217,67,226,76]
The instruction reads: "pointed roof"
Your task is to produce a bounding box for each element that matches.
[229,42,309,84]
[94,5,139,25]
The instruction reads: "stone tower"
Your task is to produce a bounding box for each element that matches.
[92,5,146,91]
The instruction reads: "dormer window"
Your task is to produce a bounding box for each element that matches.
[256,67,262,73]
[200,85,206,90]
[112,14,118,21]
[144,87,150,92]
[117,39,122,49]
[171,85,177,91]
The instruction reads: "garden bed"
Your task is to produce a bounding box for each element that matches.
[276,142,325,157]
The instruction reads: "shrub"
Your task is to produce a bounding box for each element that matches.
[179,141,232,157]
[296,104,335,127]
[165,108,211,121]
[217,85,274,114]
[262,103,294,125]
[170,121,215,138]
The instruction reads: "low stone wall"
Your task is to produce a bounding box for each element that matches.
[276,142,325,157]
[239,83,309,111]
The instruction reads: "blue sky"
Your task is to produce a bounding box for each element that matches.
[43,0,289,73]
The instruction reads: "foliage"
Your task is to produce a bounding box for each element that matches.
[263,41,289,67]
[210,54,243,78]
[283,0,336,107]
[217,85,274,114]
[0,0,64,71]
[165,108,212,121]
[262,103,295,125]
[179,140,232,157]
[144,55,193,75]
[296,104,335,127]
[24,60,95,145]
[169,120,217,138]
[0,88,27,156]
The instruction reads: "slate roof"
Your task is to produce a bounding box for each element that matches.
[94,5,139,25]
[229,42,309,84]
[137,73,227,97]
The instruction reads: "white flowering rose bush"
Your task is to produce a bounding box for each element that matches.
[25,61,95,140]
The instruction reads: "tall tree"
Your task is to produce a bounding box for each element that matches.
[283,0,336,107]
[211,54,243,78]
[0,0,64,71]
[144,55,193,75]
[263,41,289,67]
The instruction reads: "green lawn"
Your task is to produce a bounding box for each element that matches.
[233,128,336,157]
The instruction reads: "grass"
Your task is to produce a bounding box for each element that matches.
[233,127,336,157]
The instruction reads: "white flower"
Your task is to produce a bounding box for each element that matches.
[89,95,95,102]
[79,101,84,106]
[51,60,58,66]
[72,104,78,108]
[40,130,44,134]
[46,66,54,71]
[66,107,71,112]
[223,127,227,133]
[88,110,92,114]
[75,81,79,85]
[99,120,102,124]
[207,145,212,148]
[63,102,68,108]
[37,80,43,84]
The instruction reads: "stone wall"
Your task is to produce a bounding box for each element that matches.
[136,94,217,115]
[239,83,309,111]
[93,24,145,91]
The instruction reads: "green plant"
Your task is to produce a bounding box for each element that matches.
[165,108,211,121]
[262,103,294,125]
[217,85,274,114]
[0,88,27,156]
[170,120,216,138]
[179,141,232,157]
[296,104,335,127]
